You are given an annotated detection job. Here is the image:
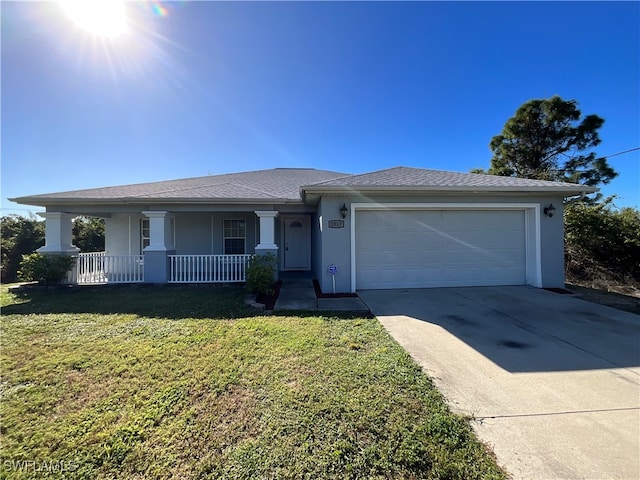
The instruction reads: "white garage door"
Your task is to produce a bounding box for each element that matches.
[355,209,526,289]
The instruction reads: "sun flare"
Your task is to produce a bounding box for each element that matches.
[59,0,127,37]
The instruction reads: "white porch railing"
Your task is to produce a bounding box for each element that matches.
[77,252,144,284]
[168,254,252,283]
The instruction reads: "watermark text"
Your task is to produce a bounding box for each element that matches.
[2,459,79,473]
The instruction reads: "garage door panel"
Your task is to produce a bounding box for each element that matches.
[357,233,384,250]
[442,247,523,264]
[358,267,414,286]
[356,209,527,289]
[358,251,397,266]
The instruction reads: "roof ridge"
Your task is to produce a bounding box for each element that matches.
[304,172,353,187]
[350,166,406,177]
[308,166,426,186]
[305,167,418,187]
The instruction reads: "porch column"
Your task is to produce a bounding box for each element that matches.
[37,212,80,254]
[254,211,279,254]
[142,211,175,283]
[255,211,279,281]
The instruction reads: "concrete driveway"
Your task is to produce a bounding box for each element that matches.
[358,286,640,480]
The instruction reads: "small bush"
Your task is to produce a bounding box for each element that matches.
[246,253,277,296]
[18,253,75,285]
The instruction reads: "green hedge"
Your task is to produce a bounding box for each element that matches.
[18,253,76,285]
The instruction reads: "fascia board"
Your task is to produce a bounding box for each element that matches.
[9,196,303,207]
[301,185,599,195]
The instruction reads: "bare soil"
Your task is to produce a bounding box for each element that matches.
[566,282,640,315]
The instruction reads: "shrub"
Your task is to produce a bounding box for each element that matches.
[565,199,640,288]
[246,253,277,296]
[18,253,76,285]
[1,215,45,283]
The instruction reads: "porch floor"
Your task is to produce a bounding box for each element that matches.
[274,279,369,313]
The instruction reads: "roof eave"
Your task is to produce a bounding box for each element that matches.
[9,196,304,207]
[301,185,599,195]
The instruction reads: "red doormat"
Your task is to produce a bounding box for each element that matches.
[313,279,358,298]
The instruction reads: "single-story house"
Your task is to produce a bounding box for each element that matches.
[10,166,597,292]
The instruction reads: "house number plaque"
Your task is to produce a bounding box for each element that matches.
[328,220,344,228]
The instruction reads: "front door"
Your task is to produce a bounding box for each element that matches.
[282,215,310,270]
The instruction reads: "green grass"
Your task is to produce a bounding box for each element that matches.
[1,284,505,479]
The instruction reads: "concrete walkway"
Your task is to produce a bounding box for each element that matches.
[359,287,640,480]
[274,279,369,312]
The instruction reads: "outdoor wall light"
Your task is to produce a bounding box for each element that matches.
[543,204,556,218]
[340,203,348,219]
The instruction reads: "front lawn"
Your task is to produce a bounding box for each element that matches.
[1,285,505,479]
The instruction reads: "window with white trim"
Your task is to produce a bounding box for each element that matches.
[141,218,150,252]
[223,219,246,254]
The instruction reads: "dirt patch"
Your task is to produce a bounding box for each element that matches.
[566,271,640,298]
[566,283,640,315]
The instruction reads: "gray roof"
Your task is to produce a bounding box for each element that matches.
[11,168,349,205]
[11,166,596,207]
[303,166,598,193]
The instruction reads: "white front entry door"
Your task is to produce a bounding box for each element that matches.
[282,215,310,270]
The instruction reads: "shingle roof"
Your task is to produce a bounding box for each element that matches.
[11,168,350,204]
[303,166,597,192]
[11,166,597,207]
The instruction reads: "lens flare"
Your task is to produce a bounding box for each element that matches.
[59,0,127,37]
[152,3,169,18]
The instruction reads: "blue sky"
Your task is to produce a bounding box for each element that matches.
[2,1,639,216]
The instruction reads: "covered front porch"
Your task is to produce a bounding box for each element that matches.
[39,208,315,285]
